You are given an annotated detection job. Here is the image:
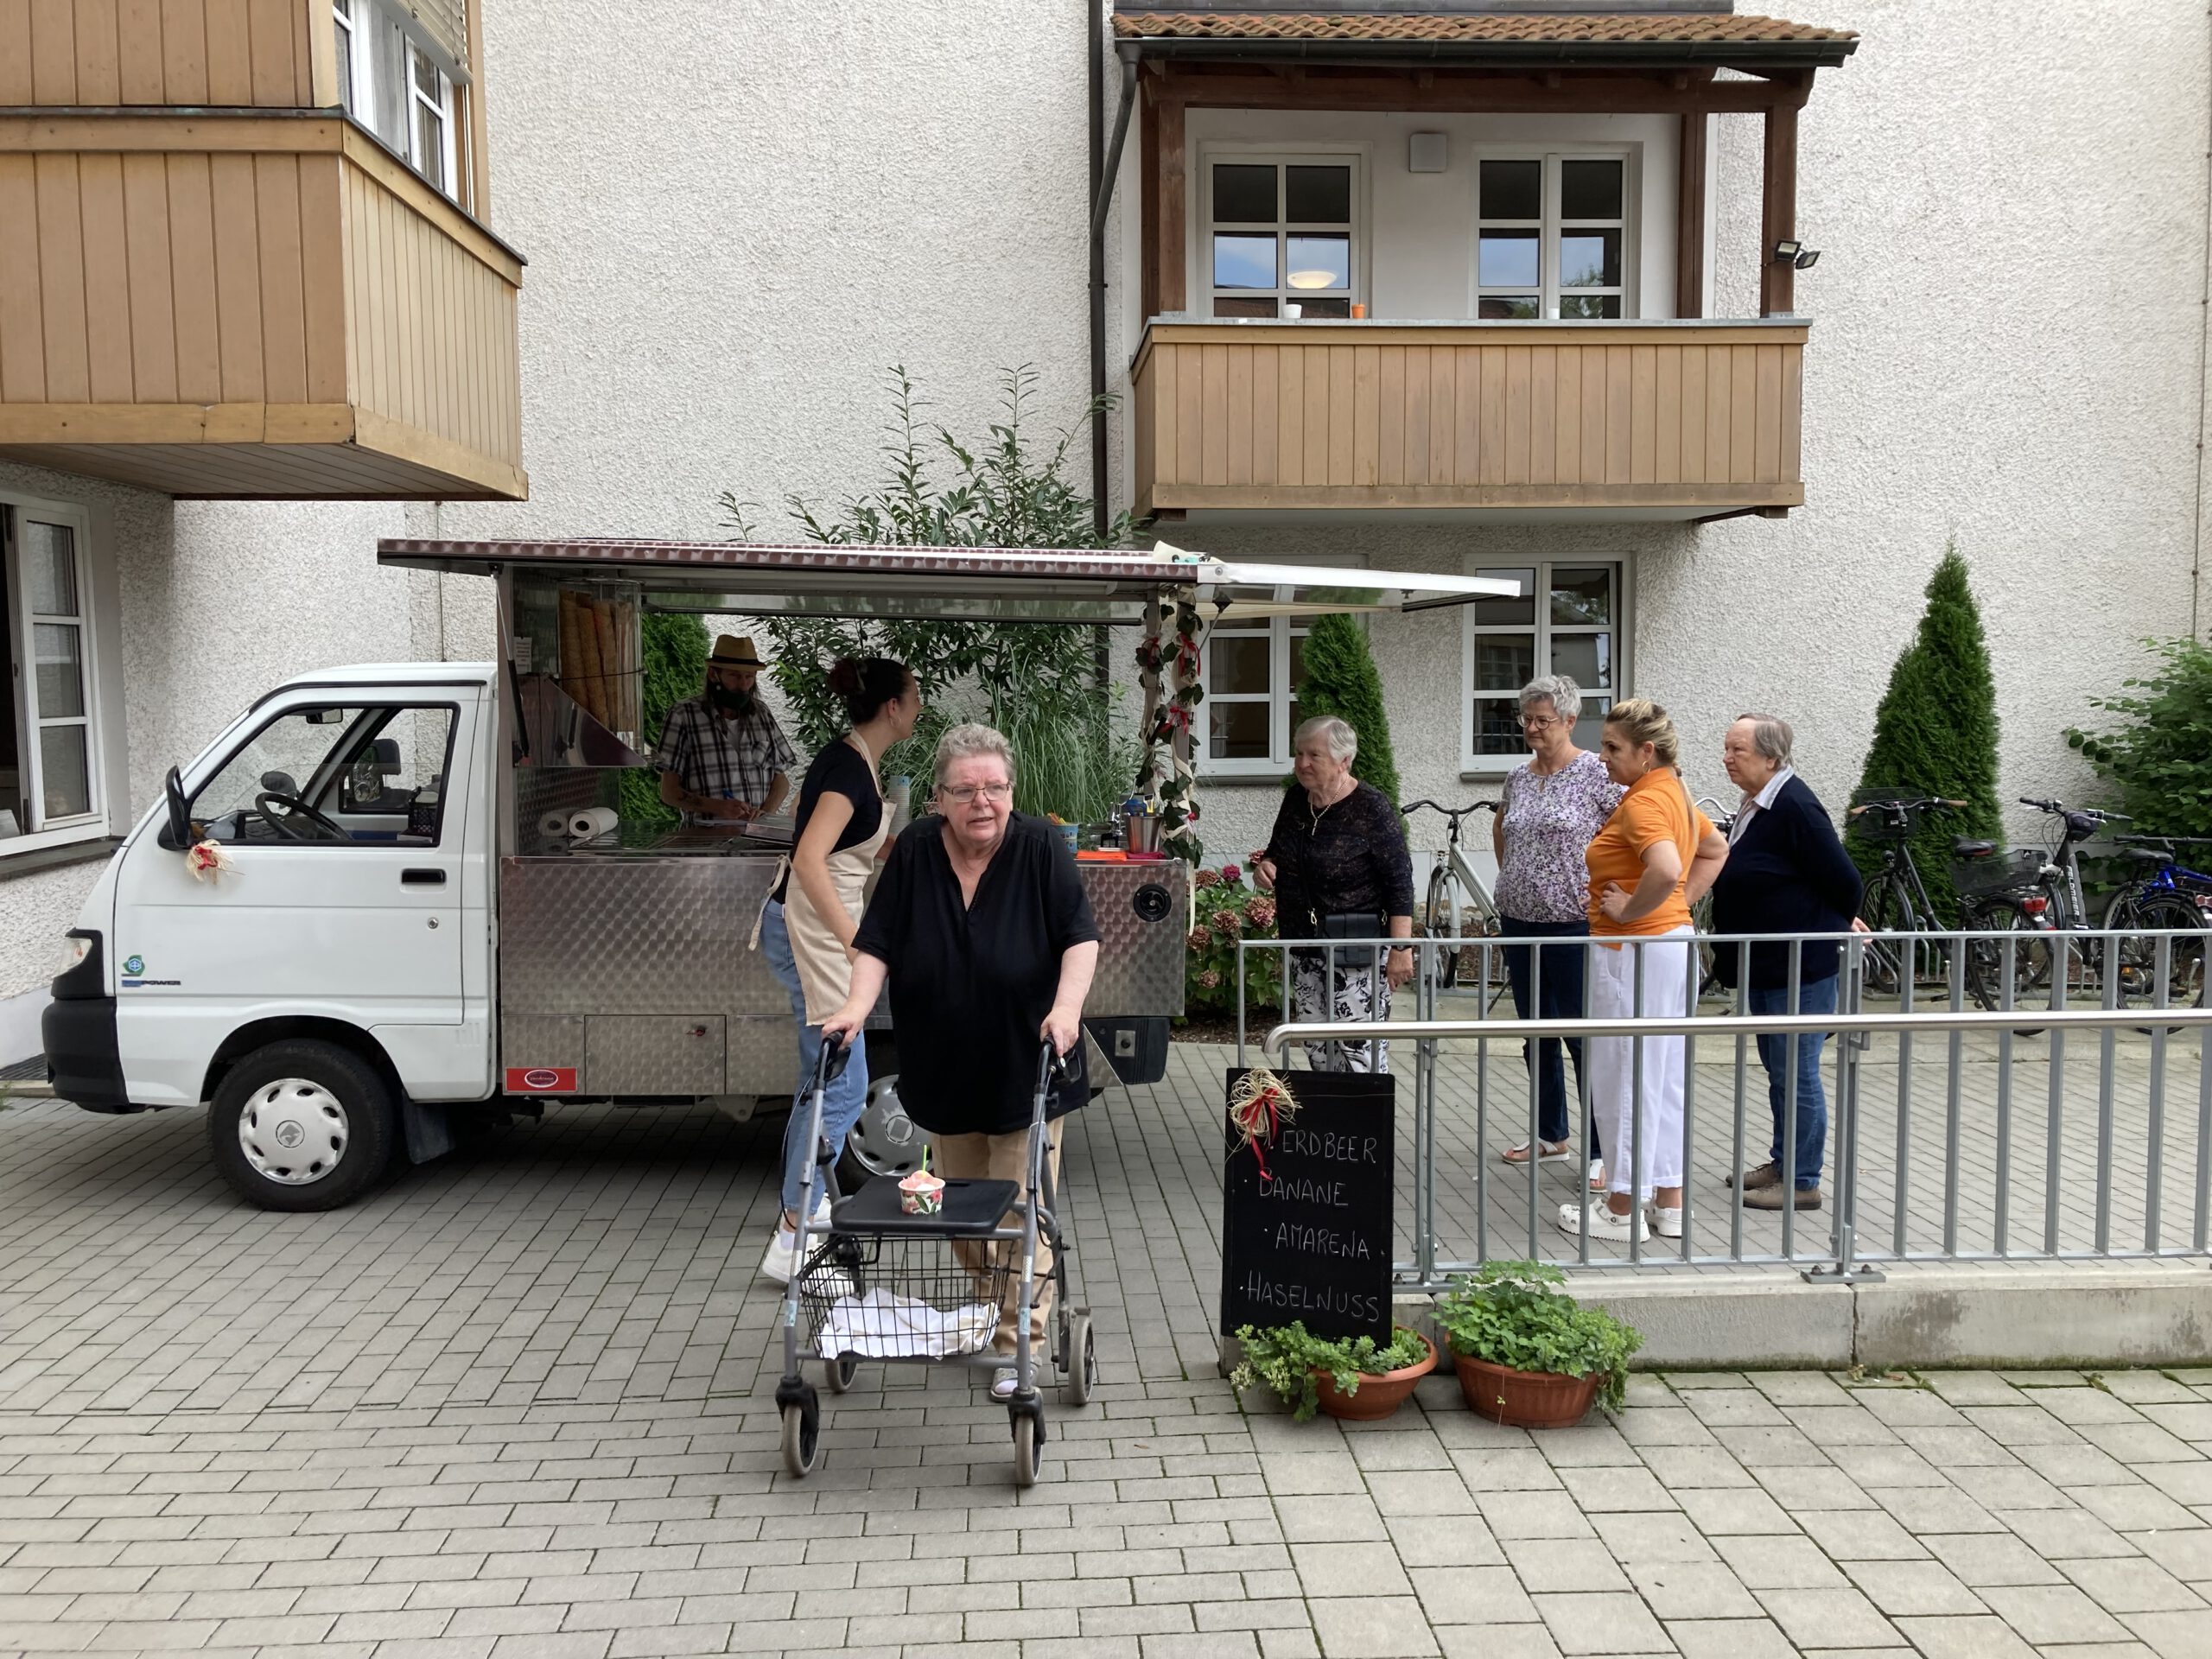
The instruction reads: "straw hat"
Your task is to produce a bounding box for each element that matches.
[708,635,768,671]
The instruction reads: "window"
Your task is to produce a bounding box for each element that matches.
[1,499,104,849]
[1205,156,1357,320]
[1205,617,1308,773]
[194,704,456,846]
[1476,154,1630,320]
[1464,562,1624,769]
[334,0,461,203]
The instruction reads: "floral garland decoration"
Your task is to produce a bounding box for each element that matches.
[186,840,237,884]
[1229,1066,1298,1178]
[1135,592,1206,861]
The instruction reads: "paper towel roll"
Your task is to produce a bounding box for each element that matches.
[539,811,571,839]
[568,806,620,842]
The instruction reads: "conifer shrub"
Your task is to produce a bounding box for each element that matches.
[1295,613,1401,806]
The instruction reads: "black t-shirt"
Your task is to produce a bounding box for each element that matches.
[853,812,1102,1135]
[772,740,883,903]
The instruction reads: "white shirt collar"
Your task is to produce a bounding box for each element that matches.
[1729,766,1793,843]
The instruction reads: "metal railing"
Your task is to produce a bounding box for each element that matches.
[1236,929,2212,1286]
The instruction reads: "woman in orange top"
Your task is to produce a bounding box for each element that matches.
[1560,699,1729,1244]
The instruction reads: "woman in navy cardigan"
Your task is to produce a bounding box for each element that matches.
[1707,715,1865,1211]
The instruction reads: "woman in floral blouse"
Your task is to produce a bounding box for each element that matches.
[1491,675,1623,1179]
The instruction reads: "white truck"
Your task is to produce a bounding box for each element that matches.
[41,539,1504,1210]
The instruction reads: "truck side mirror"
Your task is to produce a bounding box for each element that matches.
[159,766,193,852]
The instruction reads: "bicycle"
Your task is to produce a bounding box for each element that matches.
[2102,833,2211,1010]
[1688,797,1738,1001]
[1401,798,1502,994]
[1845,791,1970,996]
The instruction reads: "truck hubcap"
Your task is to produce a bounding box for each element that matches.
[844,1074,922,1179]
[238,1078,349,1185]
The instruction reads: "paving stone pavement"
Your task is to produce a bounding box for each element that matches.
[3,1061,2210,1659]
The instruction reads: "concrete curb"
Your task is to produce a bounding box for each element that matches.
[1219,1263,2212,1374]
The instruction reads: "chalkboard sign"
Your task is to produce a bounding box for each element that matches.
[1219,1068,1394,1342]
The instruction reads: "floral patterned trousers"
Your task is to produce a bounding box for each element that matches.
[1290,949,1391,1074]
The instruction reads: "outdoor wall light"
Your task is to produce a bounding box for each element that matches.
[1794,248,1821,269]
[1287,270,1338,289]
[1770,238,1802,262]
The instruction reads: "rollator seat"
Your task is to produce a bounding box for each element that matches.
[1952,838,1997,857]
[832,1176,1021,1236]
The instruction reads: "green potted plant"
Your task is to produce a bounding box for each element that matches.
[1432,1262,1641,1428]
[1230,1321,1439,1422]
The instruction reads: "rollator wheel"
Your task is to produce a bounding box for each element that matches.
[1012,1414,1042,1488]
[1062,1313,1096,1408]
[824,1355,859,1394]
[780,1392,822,1478]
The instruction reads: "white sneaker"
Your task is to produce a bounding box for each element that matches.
[1648,1205,1683,1239]
[1557,1199,1647,1243]
[990,1365,1020,1400]
[758,1197,836,1285]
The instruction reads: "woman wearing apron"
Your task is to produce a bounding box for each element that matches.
[756,657,921,1283]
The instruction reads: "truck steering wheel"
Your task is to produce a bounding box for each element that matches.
[254,790,349,842]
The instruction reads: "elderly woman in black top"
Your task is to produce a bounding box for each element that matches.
[824,722,1099,1399]
[1254,715,1414,1073]
[1708,713,1865,1212]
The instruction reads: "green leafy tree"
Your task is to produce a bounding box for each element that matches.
[616,612,709,831]
[2066,638,2212,839]
[1848,548,2003,923]
[1295,613,1400,806]
[719,366,1141,820]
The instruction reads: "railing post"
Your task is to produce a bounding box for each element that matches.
[1806,936,1882,1283]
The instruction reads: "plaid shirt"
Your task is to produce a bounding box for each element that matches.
[651,695,797,815]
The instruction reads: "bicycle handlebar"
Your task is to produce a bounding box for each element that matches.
[1400,798,1499,818]
[2020,797,2130,823]
[1847,796,1967,817]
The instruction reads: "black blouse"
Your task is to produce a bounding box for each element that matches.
[772,739,882,904]
[853,812,1102,1135]
[1262,780,1415,941]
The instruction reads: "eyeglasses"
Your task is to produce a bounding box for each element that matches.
[939,782,1014,805]
[1521,715,1562,731]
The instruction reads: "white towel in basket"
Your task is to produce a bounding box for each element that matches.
[816,1289,999,1359]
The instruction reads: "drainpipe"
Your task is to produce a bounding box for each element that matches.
[2196,3,2212,638]
[1090,9,1140,539]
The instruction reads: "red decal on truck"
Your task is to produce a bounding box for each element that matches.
[505,1066,575,1093]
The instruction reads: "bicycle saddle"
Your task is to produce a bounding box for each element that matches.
[1952,837,1997,857]
[2123,847,2176,864]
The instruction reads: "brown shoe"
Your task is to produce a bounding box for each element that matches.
[1744,1185,1821,1211]
[1726,1162,1783,1191]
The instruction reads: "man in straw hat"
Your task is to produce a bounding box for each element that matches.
[654,635,797,824]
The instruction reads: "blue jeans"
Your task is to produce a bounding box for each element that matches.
[1501,917,1599,1154]
[1748,976,1835,1191]
[761,899,870,1216]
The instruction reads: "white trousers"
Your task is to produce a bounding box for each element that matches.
[1588,927,1694,1202]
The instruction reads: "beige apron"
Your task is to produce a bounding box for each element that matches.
[754,740,890,1025]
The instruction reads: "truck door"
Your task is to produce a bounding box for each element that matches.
[111,693,478,1107]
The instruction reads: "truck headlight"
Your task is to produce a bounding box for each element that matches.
[60,933,92,971]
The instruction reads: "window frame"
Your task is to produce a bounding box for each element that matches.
[1198,146,1369,321]
[0,494,109,856]
[333,0,462,204]
[1200,614,1310,779]
[1460,558,1630,777]
[1471,148,1639,321]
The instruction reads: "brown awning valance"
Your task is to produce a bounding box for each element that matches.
[1112,9,1859,68]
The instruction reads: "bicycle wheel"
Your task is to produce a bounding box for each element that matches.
[1859,874,1916,998]
[2109,893,2209,1013]
[1961,902,2052,1014]
[1424,862,1464,993]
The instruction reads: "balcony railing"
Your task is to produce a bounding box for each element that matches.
[1130,317,1805,521]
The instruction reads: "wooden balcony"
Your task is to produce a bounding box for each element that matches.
[0,0,523,501]
[1129,319,1806,521]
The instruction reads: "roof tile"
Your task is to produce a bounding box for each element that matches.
[1111,11,1857,46]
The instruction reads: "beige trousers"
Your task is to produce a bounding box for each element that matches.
[933,1121,1064,1355]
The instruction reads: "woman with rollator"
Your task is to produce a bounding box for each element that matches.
[824,723,1099,1401]
[1560,699,1728,1243]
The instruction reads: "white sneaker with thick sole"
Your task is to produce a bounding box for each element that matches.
[759,1197,835,1285]
[1556,1199,1647,1243]
[1648,1205,1683,1239]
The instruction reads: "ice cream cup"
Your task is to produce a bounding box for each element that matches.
[899,1170,946,1215]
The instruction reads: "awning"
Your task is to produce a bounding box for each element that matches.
[375,537,1520,623]
[1112,8,1859,69]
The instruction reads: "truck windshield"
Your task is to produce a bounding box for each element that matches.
[194,705,451,836]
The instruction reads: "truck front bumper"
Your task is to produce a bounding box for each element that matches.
[41,995,136,1113]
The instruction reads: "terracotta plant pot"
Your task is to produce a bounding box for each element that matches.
[1312,1331,1439,1422]
[1452,1351,1603,1428]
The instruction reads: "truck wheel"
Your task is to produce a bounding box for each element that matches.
[837,1071,924,1189]
[207,1039,397,1211]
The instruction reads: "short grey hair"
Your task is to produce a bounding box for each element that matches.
[1519,675,1583,724]
[1294,715,1358,763]
[1735,712,1795,767]
[933,721,1015,785]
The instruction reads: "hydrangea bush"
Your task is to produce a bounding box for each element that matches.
[1184,864,1283,1018]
